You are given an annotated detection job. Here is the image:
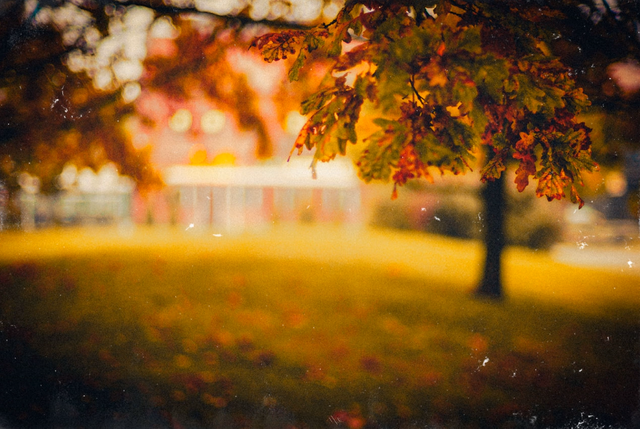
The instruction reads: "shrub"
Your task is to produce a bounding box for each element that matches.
[425,196,482,240]
[370,202,414,231]
[371,190,562,250]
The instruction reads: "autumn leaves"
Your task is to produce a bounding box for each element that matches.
[253,2,597,206]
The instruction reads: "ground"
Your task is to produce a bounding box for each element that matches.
[0,225,638,428]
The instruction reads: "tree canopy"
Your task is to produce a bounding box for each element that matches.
[0,0,334,200]
[252,1,620,207]
[3,0,640,195]
[249,0,640,299]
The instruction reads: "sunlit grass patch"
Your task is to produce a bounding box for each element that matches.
[0,225,637,427]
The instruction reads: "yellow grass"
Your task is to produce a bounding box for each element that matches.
[2,224,637,313]
[0,225,638,427]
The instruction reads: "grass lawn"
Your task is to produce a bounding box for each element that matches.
[0,225,638,428]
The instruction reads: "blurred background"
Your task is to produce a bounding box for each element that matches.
[1,1,640,428]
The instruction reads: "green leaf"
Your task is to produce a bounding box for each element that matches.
[375,68,412,113]
[514,74,546,114]
[490,132,509,151]
[354,73,377,102]
[566,87,590,112]
[373,117,396,128]
[349,19,363,38]
[473,56,509,103]
[414,132,441,164]
[288,49,307,82]
[304,33,324,52]
[541,86,565,114]
[452,79,478,111]
[358,122,409,182]
[300,88,336,115]
[455,26,482,54]
[328,36,343,57]
[447,118,479,149]
[469,99,489,135]
[481,152,507,181]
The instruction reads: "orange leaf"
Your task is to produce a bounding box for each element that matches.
[515,131,535,151]
[429,72,448,87]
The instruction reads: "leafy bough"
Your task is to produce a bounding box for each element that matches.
[252,1,597,207]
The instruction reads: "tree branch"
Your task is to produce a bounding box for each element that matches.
[90,0,317,30]
[409,75,425,106]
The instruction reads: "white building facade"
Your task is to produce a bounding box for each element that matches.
[164,158,362,233]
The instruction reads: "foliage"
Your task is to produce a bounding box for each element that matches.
[0,55,158,196]
[0,2,160,196]
[140,18,276,159]
[550,0,640,110]
[0,227,638,428]
[0,3,306,201]
[4,0,640,204]
[4,0,640,201]
[253,1,599,207]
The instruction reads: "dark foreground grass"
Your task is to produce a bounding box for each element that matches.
[0,226,638,428]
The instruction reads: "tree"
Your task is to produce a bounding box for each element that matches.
[252,0,600,298]
[136,18,275,159]
[0,0,161,207]
[0,0,327,223]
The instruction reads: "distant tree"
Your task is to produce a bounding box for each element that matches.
[0,0,328,223]
[0,0,161,206]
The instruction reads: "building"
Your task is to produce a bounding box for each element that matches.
[164,157,361,233]
[17,164,135,229]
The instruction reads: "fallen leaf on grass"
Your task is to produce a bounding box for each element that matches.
[360,355,382,374]
[174,354,192,369]
[469,333,489,354]
[182,338,198,354]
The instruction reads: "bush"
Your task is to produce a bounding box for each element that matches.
[371,190,561,250]
[425,195,482,240]
[370,202,414,231]
[506,192,562,251]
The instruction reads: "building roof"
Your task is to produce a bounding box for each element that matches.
[163,157,360,190]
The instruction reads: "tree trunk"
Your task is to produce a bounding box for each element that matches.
[475,174,506,299]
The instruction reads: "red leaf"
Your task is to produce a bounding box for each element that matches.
[514,155,536,192]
